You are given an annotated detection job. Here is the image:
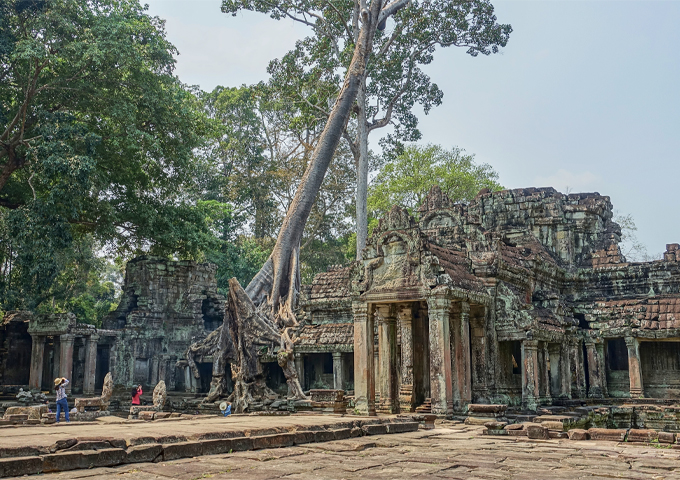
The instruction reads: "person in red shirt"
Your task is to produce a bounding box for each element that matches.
[131,385,143,405]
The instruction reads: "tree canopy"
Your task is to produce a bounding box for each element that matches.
[368,144,503,217]
[0,0,223,310]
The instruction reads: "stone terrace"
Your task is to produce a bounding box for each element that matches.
[26,422,680,480]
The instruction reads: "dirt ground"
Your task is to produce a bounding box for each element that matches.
[22,422,680,480]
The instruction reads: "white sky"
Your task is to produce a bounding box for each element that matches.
[145,0,680,256]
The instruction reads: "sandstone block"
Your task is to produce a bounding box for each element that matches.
[505,424,524,431]
[0,445,48,458]
[0,456,43,477]
[542,421,566,431]
[293,431,315,445]
[6,414,28,423]
[251,433,296,450]
[94,448,127,467]
[627,429,658,443]
[332,428,354,440]
[139,411,155,421]
[200,438,234,456]
[163,441,203,461]
[42,451,85,472]
[223,437,254,452]
[64,441,111,452]
[49,438,77,453]
[567,429,590,440]
[587,428,627,442]
[314,430,335,443]
[465,416,491,425]
[387,422,419,434]
[362,424,388,436]
[526,424,549,440]
[467,404,507,414]
[507,429,527,437]
[658,432,675,444]
[127,444,163,463]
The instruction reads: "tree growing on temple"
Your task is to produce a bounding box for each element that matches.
[188,0,510,411]
[263,0,512,260]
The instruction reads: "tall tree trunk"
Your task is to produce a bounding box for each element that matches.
[355,78,369,261]
[195,0,384,407]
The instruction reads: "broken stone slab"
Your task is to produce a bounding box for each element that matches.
[484,421,507,430]
[526,424,549,440]
[541,421,566,431]
[627,429,659,443]
[587,428,628,442]
[465,416,494,426]
[567,429,590,440]
[505,423,524,431]
[5,414,28,423]
[658,431,675,444]
[467,404,507,415]
[138,411,155,421]
[0,456,43,477]
[4,405,48,420]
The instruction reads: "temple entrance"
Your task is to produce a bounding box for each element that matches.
[641,341,680,398]
[606,338,630,397]
[95,345,111,390]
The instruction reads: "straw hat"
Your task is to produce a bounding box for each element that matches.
[54,378,63,387]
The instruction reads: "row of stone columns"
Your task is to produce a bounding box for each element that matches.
[354,296,475,417]
[521,339,573,410]
[29,334,99,394]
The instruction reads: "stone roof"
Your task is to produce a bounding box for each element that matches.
[586,297,680,330]
[309,265,351,301]
[425,243,487,293]
[295,323,354,346]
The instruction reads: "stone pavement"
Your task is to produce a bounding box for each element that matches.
[22,422,680,480]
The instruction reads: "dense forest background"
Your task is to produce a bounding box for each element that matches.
[0,0,540,326]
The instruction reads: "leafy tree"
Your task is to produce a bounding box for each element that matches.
[259,0,512,259]
[368,143,503,216]
[0,0,224,310]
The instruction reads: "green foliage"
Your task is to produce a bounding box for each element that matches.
[368,144,503,217]
[0,0,223,311]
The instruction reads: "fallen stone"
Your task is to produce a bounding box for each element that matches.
[587,428,628,442]
[484,427,508,436]
[542,421,566,431]
[567,429,590,440]
[64,441,111,452]
[42,451,85,472]
[526,424,549,440]
[4,405,48,420]
[658,431,675,444]
[484,421,507,430]
[627,429,658,443]
[138,411,155,421]
[155,412,172,419]
[549,431,569,439]
[464,417,492,425]
[94,448,127,467]
[49,438,78,453]
[507,429,527,437]
[505,424,524,431]
[251,432,296,450]
[0,445,49,458]
[5,414,28,423]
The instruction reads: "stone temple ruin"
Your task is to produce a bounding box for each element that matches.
[1,187,680,422]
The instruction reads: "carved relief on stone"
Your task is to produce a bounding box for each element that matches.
[101,372,113,404]
[152,380,167,409]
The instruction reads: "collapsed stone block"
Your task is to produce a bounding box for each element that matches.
[587,428,628,442]
[658,431,675,444]
[567,429,590,440]
[627,429,659,443]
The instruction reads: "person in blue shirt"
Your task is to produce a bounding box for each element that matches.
[54,377,70,423]
[222,402,232,417]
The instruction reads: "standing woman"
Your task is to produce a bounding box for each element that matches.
[131,385,143,405]
[54,377,70,423]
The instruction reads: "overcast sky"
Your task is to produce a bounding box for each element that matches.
[144,0,679,257]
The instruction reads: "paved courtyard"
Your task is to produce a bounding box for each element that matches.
[25,422,680,480]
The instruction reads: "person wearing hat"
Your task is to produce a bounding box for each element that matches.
[54,377,70,423]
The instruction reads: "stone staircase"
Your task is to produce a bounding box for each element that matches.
[415,398,432,414]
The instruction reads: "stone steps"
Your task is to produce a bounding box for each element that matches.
[0,417,421,478]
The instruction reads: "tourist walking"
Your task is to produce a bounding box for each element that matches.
[54,377,70,423]
[131,385,143,405]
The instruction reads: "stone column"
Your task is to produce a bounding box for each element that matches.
[150,356,160,386]
[353,302,376,416]
[470,310,488,402]
[59,334,75,393]
[625,337,644,398]
[548,343,561,399]
[570,338,586,398]
[83,334,99,395]
[377,304,398,414]
[398,304,414,411]
[539,342,552,405]
[294,353,305,391]
[521,339,539,410]
[332,352,344,391]
[427,295,453,416]
[29,335,45,390]
[585,340,603,397]
[559,341,572,399]
[456,301,472,408]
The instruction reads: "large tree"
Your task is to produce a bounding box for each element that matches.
[192,0,509,411]
[0,0,221,309]
[261,0,512,260]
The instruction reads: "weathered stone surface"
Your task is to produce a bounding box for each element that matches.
[505,424,524,431]
[362,424,388,436]
[484,421,507,430]
[4,405,47,420]
[658,431,675,444]
[627,428,659,443]
[567,429,590,440]
[526,424,549,440]
[587,428,628,442]
[468,404,507,414]
[0,456,43,477]
[162,441,203,461]
[126,444,162,463]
